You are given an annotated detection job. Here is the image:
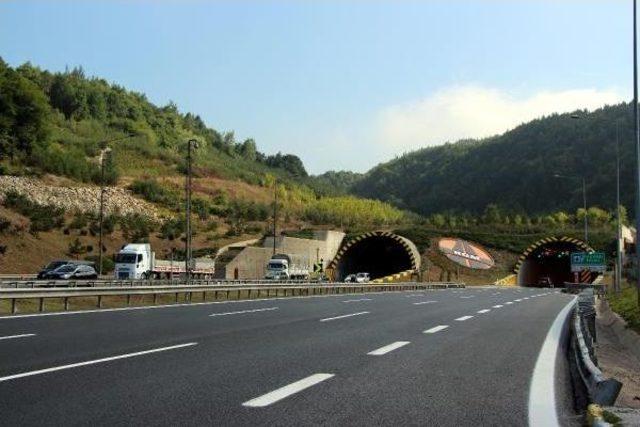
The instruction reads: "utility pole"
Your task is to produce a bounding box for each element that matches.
[634,0,640,309]
[273,178,277,256]
[185,139,198,285]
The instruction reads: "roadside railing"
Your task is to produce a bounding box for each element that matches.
[564,282,606,296]
[570,289,622,407]
[0,282,465,315]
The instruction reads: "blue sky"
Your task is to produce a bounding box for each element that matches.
[0,0,632,174]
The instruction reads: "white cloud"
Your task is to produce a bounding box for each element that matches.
[375,85,624,152]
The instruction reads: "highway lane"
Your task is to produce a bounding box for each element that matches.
[0,287,577,426]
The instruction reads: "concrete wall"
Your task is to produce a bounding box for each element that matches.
[223,230,346,279]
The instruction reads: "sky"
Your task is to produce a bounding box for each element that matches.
[0,0,632,174]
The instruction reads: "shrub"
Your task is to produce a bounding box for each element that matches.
[0,216,10,233]
[129,179,179,209]
[159,217,185,240]
[84,255,114,274]
[119,213,156,242]
[4,191,65,234]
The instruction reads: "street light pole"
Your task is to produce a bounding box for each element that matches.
[616,122,623,293]
[98,148,111,277]
[272,178,277,256]
[185,139,198,285]
[634,0,640,308]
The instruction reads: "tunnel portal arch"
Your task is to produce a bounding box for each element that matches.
[327,231,420,281]
[515,236,593,286]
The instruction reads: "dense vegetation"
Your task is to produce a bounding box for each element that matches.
[352,103,637,217]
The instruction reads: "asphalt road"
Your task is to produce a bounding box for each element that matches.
[0,286,578,426]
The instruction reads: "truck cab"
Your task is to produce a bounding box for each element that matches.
[114,243,153,280]
[265,258,289,280]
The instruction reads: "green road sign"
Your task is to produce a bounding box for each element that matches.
[570,252,606,272]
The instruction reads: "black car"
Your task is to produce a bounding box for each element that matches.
[43,264,98,280]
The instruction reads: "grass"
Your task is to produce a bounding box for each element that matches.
[608,283,640,334]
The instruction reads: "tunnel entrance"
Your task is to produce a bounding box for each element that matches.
[515,236,593,286]
[327,231,420,281]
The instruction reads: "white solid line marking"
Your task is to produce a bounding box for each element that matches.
[477,309,491,314]
[455,315,474,321]
[342,298,372,303]
[460,296,475,299]
[492,305,504,308]
[0,333,36,341]
[0,342,197,383]
[209,307,278,317]
[528,297,576,427]
[413,301,437,305]
[242,373,334,407]
[367,341,410,356]
[319,312,369,322]
[505,302,514,305]
[424,325,449,334]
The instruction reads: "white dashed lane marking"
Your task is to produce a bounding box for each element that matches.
[242,373,335,407]
[319,312,369,322]
[477,309,491,314]
[455,316,474,321]
[424,325,449,334]
[367,341,411,356]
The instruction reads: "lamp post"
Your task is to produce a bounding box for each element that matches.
[185,139,198,285]
[553,173,588,244]
[616,121,623,293]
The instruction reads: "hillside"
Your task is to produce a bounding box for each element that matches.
[0,59,411,274]
[352,103,635,217]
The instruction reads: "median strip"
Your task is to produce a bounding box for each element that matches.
[242,373,335,407]
[455,316,474,321]
[0,333,36,341]
[0,342,197,383]
[320,312,369,322]
[367,341,410,356]
[423,325,449,334]
[209,307,279,317]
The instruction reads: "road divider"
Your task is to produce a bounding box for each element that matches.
[242,373,334,407]
[0,342,197,383]
[0,282,465,316]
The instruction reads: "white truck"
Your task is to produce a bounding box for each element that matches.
[265,253,310,280]
[114,243,215,280]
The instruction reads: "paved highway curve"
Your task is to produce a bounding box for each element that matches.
[0,287,579,426]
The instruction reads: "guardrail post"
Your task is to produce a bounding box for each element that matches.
[126,294,131,306]
[97,295,102,308]
[202,291,206,301]
[11,298,16,314]
[38,297,44,312]
[175,292,179,303]
[237,290,240,300]
[154,293,158,304]
[64,297,69,311]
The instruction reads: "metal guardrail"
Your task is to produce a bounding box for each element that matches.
[564,283,606,296]
[0,282,465,315]
[571,289,622,406]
